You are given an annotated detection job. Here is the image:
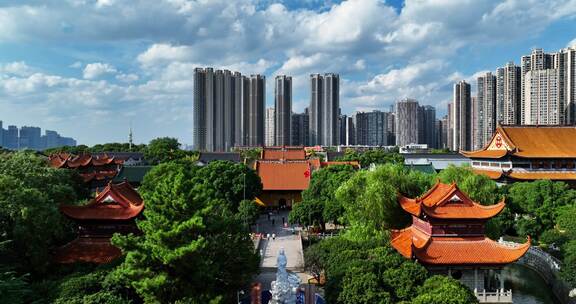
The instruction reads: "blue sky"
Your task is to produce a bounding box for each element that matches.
[0,0,575,146]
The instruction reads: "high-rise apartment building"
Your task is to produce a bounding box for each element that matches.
[274,75,292,146]
[447,103,453,151]
[439,115,449,149]
[343,116,355,146]
[265,107,275,147]
[309,73,340,146]
[247,74,265,146]
[452,81,472,151]
[19,126,41,150]
[291,109,310,146]
[521,49,564,125]
[355,110,388,146]
[0,121,4,148]
[475,72,497,149]
[6,126,19,150]
[386,112,395,146]
[524,69,561,125]
[395,99,419,146]
[496,62,521,125]
[194,68,264,151]
[418,105,436,148]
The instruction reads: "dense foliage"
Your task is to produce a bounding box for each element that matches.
[0,152,87,275]
[338,149,404,168]
[335,164,433,239]
[111,160,261,303]
[304,236,478,304]
[143,137,197,164]
[289,165,356,229]
[44,142,147,155]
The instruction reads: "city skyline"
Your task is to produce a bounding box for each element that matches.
[1,1,575,145]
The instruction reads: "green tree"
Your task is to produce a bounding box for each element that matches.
[143,137,187,164]
[506,180,576,238]
[0,267,31,304]
[195,160,262,210]
[0,152,85,275]
[411,275,479,304]
[336,164,433,237]
[338,266,392,304]
[437,165,500,205]
[289,165,356,230]
[339,149,404,168]
[236,199,261,228]
[111,160,259,303]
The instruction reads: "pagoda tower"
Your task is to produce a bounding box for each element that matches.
[54,181,144,264]
[391,182,530,303]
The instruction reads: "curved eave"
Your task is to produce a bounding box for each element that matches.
[398,195,421,217]
[422,200,506,220]
[414,236,531,265]
[59,204,144,221]
[472,169,503,180]
[460,149,508,159]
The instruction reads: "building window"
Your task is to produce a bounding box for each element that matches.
[472,161,480,166]
[501,163,511,169]
[490,162,499,167]
[481,162,490,167]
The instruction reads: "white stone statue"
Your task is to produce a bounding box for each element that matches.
[270,247,301,304]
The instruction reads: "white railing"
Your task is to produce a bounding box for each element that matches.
[475,289,513,303]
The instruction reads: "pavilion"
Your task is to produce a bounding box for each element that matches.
[54,181,143,264]
[391,182,530,303]
[461,125,576,184]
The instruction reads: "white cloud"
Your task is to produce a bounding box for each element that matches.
[0,61,34,76]
[568,38,576,48]
[137,44,194,67]
[82,62,117,79]
[116,73,139,83]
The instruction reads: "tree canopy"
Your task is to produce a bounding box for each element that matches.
[289,165,356,229]
[111,159,260,303]
[0,152,87,275]
[338,149,404,168]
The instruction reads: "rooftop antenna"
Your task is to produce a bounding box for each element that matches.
[128,121,133,151]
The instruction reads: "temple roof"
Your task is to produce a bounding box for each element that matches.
[461,126,576,159]
[255,161,311,191]
[49,153,124,169]
[261,147,306,160]
[472,169,576,181]
[391,227,530,265]
[399,182,505,219]
[53,237,122,264]
[60,181,144,220]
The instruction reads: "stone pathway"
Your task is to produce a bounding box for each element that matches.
[254,210,310,290]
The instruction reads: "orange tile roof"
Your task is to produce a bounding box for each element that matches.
[463,126,576,159]
[256,161,310,191]
[460,150,508,159]
[60,181,144,220]
[261,147,306,160]
[472,169,503,180]
[49,153,124,169]
[53,237,122,264]
[391,227,530,265]
[398,182,505,219]
[507,171,576,180]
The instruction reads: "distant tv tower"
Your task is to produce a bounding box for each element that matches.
[128,122,133,151]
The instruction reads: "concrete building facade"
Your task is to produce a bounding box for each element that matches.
[274,75,292,146]
[395,99,419,146]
